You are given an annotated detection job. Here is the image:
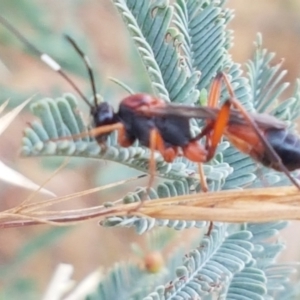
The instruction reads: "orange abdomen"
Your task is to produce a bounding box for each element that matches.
[225,124,265,163]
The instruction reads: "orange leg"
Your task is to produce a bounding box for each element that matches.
[148,129,161,192]
[197,72,233,235]
[218,72,236,98]
[183,140,210,229]
[148,129,181,189]
[154,131,178,163]
[205,101,231,161]
[131,128,164,211]
[203,72,233,160]
[181,140,208,192]
[204,73,237,236]
[207,73,223,108]
[157,138,208,204]
[192,72,239,161]
[198,163,208,193]
[117,124,134,147]
[161,147,179,163]
[193,100,231,161]
[182,140,207,162]
[51,122,124,142]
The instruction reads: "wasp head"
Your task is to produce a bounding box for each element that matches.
[91,101,117,143]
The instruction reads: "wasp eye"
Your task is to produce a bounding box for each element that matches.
[92,102,116,128]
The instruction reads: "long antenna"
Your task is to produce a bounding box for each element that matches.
[64,35,98,108]
[0,14,93,109]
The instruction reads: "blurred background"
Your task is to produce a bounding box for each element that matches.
[0,0,300,298]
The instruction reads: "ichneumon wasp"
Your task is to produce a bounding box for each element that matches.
[1,14,300,202]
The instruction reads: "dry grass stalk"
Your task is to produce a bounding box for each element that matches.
[1,185,300,228]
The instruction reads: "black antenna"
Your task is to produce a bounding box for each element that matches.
[64,34,98,108]
[0,14,93,109]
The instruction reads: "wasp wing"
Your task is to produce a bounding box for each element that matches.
[138,104,247,125]
[138,105,219,120]
[250,113,287,130]
[138,104,287,130]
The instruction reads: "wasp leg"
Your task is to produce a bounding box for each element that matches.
[188,72,230,161]
[206,220,214,236]
[161,147,178,162]
[218,72,236,98]
[117,124,134,147]
[206,101,231,161]
[197,72,231,235]
[130,128,164,212]
[181,140,208,192]
[204,72,231,159]
[86,123,124,139]
[51,122,124,142]
[148,129,160,193]
[207,72,223,108]
[203,73,235,235]
[198,163,208,193]
[192,101,231,162]
[182,140,207,162]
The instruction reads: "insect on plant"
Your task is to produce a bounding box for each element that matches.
[0,15,210,195]
[1,14,300,198]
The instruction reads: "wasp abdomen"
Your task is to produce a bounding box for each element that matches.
[264,128,300,171]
